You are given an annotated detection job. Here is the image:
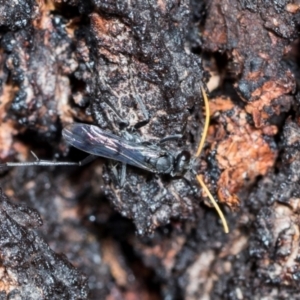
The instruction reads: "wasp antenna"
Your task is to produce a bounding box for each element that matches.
[195,86,210,158]
[196,175,229,233]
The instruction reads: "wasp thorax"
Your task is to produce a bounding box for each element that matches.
[150,155,175,174]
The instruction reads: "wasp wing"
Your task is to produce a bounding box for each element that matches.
[62,123,163,173]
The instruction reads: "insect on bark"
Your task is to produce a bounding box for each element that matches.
[0,87,229,233]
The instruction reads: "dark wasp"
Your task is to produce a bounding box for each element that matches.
[2,123,191,177]
[0,0,229,235]
[1,88,228,233]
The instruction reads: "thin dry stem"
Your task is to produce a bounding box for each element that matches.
[195,86,229,233]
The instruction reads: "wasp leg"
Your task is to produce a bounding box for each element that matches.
[110,162,127,188]
[129,67,151,129]
[94,79,130,127]
[159,134,183,144]
[97,101,130,127]
[120,163,127,187]
[0,152,97,168]
[132,93,150,129]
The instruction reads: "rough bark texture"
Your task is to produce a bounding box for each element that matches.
[0,0,300,299]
